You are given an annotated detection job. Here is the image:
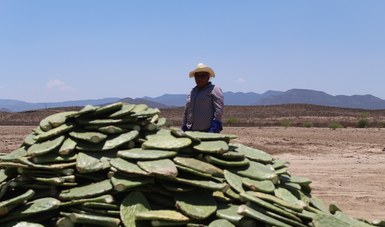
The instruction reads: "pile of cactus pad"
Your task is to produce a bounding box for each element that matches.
[0,102,384,227]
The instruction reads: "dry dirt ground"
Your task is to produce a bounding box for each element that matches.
[223,127,385,221]
[1,125,384,221]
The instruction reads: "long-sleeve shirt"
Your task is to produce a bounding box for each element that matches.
[183,82,224,131]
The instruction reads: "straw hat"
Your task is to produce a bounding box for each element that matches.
[189,63,215,78]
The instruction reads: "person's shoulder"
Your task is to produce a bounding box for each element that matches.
[212,84,223,92]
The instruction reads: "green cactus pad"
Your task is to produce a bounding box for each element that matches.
[118,148,177,160]
[242,178,275,194]
[239,192,301,222]
[150,219,190,226]
[89,102,124,117]
[23,132,37,146]
[160,180,195,192]
[97,125,127,134]
[31,152,77,164]
[0,169,7,183]
[69,212,121,227]
[171,177,228,192]
[69,131,107,144]
[120,191,151,227]
[77,118,135,126]
[110,158,149,176]
[1,197,60,223]
[130,104,149,114]
[60,194,114,207]
[58,137,77,155]
[175,190,217,220]
[0,146,27,161]
[143,133,192,150]
[59,179,113,200]
[137,159,178,178]
[76,152,111,173]
[17,157,76,170]
[175,163,215,179]
[312,213,351,227]
[135,210,190,222]
[334,211,374,227]
[204,155,250,167]
[34,123,74,142]
[111,172,154,192]
[132,107,160,118]
[45,111,78,128]
[102,130,139,150]
[7,221,45,227]
[193,141,229,154]
[109,103,136,118]
[208,219,236,227]
[0,189,35,216]
[247,191,303,212]
[173,157,224,177]
[280,175,312,186]
[81,202,120,210]
[27,135,65,156]
[310,196,330,214]
[247,202,308,227]
[231,143,273,163]
[272,159,289,169]
[229,162,278,181]
[224,170,245,193]
[274,187,301,205]
[185,131,237,141]
[77,104,99,115]
[216,204,254,225]
[237,205,292,227]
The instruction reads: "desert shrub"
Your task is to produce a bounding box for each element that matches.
[279,119,291,128]
[302,121,313,128]
[380,121,385,128]
[357,118,369,128]
[356,112,370,128]
[329,121,343,130]
[226,117,239,125]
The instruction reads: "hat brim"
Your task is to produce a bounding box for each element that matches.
[189,67,215,78]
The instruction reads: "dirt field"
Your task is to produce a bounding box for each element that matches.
[223,127,385,221]
[1,125,384,221]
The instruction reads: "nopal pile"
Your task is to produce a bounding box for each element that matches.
[0,102,383,227]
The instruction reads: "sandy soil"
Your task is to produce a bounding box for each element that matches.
[223,127,385,221]
[1,126,384,221]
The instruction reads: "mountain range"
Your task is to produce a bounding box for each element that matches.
[1,89,385,112]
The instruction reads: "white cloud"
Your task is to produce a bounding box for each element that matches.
[46,79,71,91]
[237,77,246,83]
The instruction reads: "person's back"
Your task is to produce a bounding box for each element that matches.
[182,63,224,133]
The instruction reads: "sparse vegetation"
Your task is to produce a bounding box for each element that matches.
[2,104,385,129]
[303,121,314,128]
[329,121,344,130]
[279,118,291,128]
[226,117,239,125]
[357,112,370,128]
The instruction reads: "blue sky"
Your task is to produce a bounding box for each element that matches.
[1,1,384,102]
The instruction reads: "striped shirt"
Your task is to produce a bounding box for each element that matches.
[183,82,224,131]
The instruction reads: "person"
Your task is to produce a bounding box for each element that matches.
[182,63,224,133]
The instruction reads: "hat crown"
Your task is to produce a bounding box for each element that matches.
[197,63,207,68]
[189,63,215,78]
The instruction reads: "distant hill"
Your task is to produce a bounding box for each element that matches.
[1,89,385,112]
[142,94,187,107]
[257,89,385,110]
[142,91,285,106]
[0,98,121,112]
[118,97,169,109]
[143,89,385,110]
